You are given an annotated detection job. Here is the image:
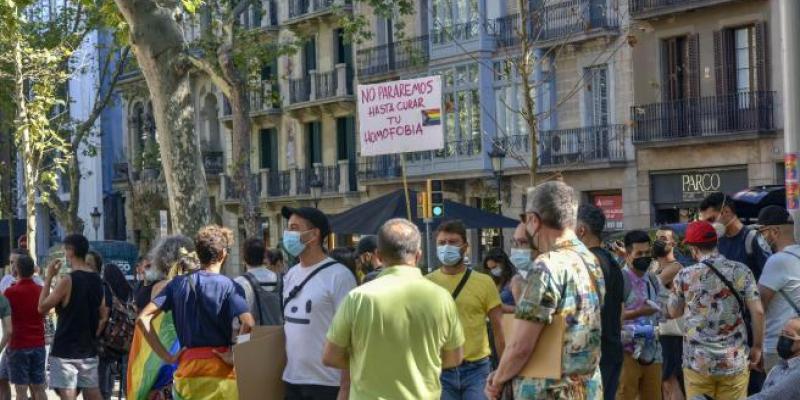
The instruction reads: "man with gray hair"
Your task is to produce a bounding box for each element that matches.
[323,218,465,399]
[486,181,605,399]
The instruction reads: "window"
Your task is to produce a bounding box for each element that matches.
[434,64,481,155]
[259,129,278,170]
[336,117,356,161]
[734,26,757,93]
[585,65,609,127]
[305,122,322,168]
[431,0,479,43]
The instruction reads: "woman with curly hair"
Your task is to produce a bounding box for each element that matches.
[128,235,198,400]
[138,225,254,400]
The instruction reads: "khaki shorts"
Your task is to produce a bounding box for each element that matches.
[48,356,99,389]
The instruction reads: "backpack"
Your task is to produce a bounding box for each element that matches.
[99,286,137,357]
[242,272,284,326]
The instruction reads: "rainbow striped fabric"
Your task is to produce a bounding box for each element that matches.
[172,347,238,400]
[422,108,442,126]
[127,312,180,400]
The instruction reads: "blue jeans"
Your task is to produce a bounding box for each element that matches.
[441,357,491,400]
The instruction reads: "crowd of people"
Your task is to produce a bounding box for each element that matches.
[1,182,800,399]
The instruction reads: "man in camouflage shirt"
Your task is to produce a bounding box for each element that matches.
[668,221,765,400]
[486,181,605,399]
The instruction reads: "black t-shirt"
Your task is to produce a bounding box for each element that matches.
[134,282,157,311]
[590,246,624,365]
[51,270,104,359]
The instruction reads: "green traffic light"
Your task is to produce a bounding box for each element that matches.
[432,206,443,217]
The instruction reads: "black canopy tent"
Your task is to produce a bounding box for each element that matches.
[732,185,786,223]
[329,189,520,235]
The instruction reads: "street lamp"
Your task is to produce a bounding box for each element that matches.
[310,175,323,208]
[90,207,102,241]
[489,145,506,247]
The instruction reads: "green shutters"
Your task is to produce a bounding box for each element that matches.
[259,129,278,170]
[306,122,322,168]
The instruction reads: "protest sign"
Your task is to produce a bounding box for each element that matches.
[234,326,286,400]
[357,76,444,156]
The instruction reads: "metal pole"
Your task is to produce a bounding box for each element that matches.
[425,218,432,273]
[781,0,800,241]
[401,156,413,220]
[496,172,504,248]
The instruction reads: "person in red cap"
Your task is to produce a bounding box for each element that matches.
[667,220,765,400]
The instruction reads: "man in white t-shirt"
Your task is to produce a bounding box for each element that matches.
[234,237,280,325]
[756,206,800,372]
[0,249,42,293]
[281,206,357,400]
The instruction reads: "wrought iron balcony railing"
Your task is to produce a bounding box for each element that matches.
[629,0,736,19]
[222,80,280,116]
[497,124,626,167]
[631,91,776,143]
[202,151,224,175]
[491,0,618,48]
[288,65,353,105]
[357,35,430,80]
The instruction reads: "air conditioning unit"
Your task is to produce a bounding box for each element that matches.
[550,131,580,156]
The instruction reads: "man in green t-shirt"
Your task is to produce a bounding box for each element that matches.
[324,218,465,400]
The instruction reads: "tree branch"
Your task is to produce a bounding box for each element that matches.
[185,52,233,96]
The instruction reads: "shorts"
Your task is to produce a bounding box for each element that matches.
[48,356,99,389]
[0,351,8,380]
[8,347,46,385]
[661,335,684,381]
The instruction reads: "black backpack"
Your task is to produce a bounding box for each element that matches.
[241,272,283,326]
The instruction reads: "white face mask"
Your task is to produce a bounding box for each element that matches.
[712,222,726,239]
[490,267,503,277]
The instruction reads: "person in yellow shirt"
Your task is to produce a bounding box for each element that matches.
[427,220,505,400]
[323,218,465,399]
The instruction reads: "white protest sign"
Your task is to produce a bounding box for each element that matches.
[357,76,444,156]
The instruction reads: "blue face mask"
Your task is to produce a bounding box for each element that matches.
[437,245,463,267]
[283,230,307,257]
[510,248,533,277]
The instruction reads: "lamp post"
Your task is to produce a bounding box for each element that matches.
[90,207,102,241]
[489,145,506,247]
[310,175,323,208]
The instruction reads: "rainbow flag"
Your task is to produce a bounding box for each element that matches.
[422,108,441,126]
[127,312,180,400]
[172,347,238,400]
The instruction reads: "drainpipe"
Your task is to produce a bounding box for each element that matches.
[780,0,800,240]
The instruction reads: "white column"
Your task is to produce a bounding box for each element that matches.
[338,160,349,193]
[309,69,318,101]
[335,63,347,97]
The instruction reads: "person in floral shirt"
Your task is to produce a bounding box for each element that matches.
[668,220,765,400]
[485,182,604,399]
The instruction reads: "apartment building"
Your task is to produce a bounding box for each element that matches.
[627,0,783,227]
[115,0,786,266]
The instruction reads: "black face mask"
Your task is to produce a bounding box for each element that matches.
[632,256,653,272]
[652,240,670,259]
[777,335,797,360]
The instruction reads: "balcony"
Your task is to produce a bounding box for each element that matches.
[240,0,279,32]
[223,174,261,201]
[238,162,358,200]
[287,64,354,109]
[268,170,291,197]
[360,139,487,179]
[222,80,280,119]
[498,124,627,169]
[356,35,430,82]
[631,91,776,144]
[432,20,482,45]
[202,151,224,175]
[492,0,618,48]
[285,0,351,27]
[629,0,739,20]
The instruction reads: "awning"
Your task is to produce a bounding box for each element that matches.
[733,185,786,221]
[329,189,520,235]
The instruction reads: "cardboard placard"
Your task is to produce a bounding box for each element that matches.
[234,326,286,400]
[501,314,565,380]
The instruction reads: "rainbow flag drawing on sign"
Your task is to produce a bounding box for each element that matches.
[127,312,180,400]
[172,347,238,400]
[422,108,441,126]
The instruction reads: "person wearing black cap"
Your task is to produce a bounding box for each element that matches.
[356,236,383,284]
[755,205,800,373]
[280,206,358,400]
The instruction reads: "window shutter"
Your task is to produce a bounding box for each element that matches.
[755,21,769,91]
[660,39,670,101]
[687,34,700,98]
[713,30,725,96]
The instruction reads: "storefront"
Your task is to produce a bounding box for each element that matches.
[591,192,624,231]
[650,167,749,225]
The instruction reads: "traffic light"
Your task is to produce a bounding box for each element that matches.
[416,192,430,219]
[428,179,444,219]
